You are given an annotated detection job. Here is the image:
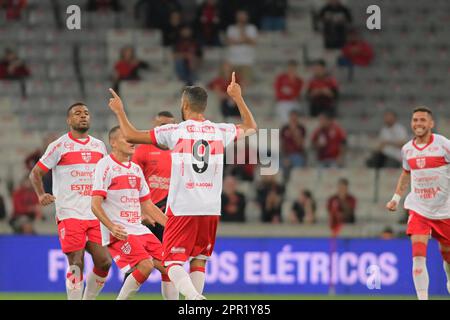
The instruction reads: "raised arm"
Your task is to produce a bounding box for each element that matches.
[91,195,128,240]
[108,88,154,144]
[227,72,258,138]
[386,170,411,212]
[29,165,55,206]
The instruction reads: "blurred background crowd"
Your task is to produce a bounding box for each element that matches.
[0,0,449,238]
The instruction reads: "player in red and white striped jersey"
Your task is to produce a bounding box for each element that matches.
[387,107,450,300]
[91,126,176,300]
[107,72,257,300]
[29,103,112,300]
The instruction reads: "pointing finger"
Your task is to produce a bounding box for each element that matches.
[231,72,235,84]
[109,88,119,99]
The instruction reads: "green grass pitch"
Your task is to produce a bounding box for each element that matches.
[0,293,449,300]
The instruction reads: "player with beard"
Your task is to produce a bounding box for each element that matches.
[106,72,257,299]
[29,103,112,300]
[387,107,450,300]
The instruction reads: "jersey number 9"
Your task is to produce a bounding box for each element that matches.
[192,140,210,174]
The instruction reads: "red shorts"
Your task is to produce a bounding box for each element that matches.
[108,233,163,273]
[57,218,102,253]
[407,210,450,246]
[162,214,219,266]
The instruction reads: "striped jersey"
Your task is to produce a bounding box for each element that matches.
[92,154,152,246]
[402,133,450,219]
[37,132,107,221]
[149,120,238,216]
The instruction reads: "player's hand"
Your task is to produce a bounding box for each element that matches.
[38,193,56,206]
[142,215,156,227]
[110,224,128,240]
[108,88,124,114]
[386,200,398,212]
[227,72,242,101]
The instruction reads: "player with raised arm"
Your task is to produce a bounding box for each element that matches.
[386,107,450,300]
[29,103,112,300]
[107,72,257,299]
[131,111,175,241]
[91,126,175,300]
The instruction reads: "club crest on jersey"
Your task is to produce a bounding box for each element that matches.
[128,176,137,188]
[416,158,426,169]
[121,242,131,255]
[81,152,92,163]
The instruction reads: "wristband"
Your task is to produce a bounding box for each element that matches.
[391,194,401,203]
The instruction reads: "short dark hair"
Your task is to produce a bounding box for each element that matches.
[338,178,349,186]
[183,86,208,113]
[157,111,174,118]
[67,102,87,116]
[413,106,433,117]
[108,125,121,142]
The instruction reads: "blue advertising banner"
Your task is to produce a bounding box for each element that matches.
[0,236,447,295]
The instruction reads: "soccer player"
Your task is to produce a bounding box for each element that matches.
[386,107,450,300]
[29,103,112,300]
[107,72,257,299]
[131,111,176,241]
[91,126,176,300]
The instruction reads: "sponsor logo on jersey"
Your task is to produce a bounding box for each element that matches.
[187,125,215,134]
[128,176,137,188]
[81,152,92,163]
[170,247,186,254]
[112,165,122,173]
[64,142,75,151]
[185,181,195,189]
[121,242,132,255]
[416,158,426,169]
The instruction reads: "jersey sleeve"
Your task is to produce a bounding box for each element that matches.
[401,146,411,172]
[444,138,450,163]
[100,141,108,156]
[138,167,152,202]
[92,160,111,199]
[37,140,62,172]
[217,123,238,147]
[150,124,179,149]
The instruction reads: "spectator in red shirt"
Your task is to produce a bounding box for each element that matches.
[113,46,149,92]
[0,48,30,80]
[307,59,339,117]
[0,0,27,20]
[208,61,241,120]
[173,25,203,85]
[327,178,356,236]
[311,112,347,167]
[221,176,246,222]
[195,0,221,47]
[281,110,307,179]
[338,29,374,81]
[274,60,304,123]
[10,176,41,234]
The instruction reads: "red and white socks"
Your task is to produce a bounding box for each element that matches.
[161,273,179,300]
[66,267,84,300]
[412,242,428,300]
[117,269,147,300]
[190,266,206,295]
[167,264,204,300]
[82,267,109,300]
